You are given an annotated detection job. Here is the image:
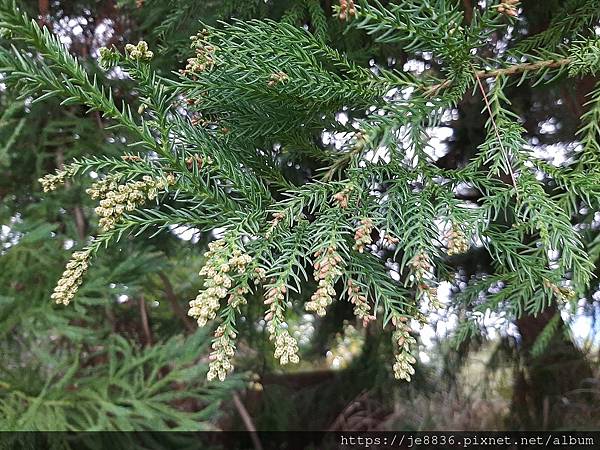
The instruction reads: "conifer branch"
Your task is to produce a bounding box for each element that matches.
[2,0,600,386]
[425,58,572,96]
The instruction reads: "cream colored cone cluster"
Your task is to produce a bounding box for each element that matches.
[184,29,215,75]
[446,224,469,256]
[188,240,252,327]
[125,41,154,61]
[273,329,299,365]
[50,249,92,305]
[264,284,300,365]
[38,164,79,192]
[353,218,373,253]
[87,174,175,231]
[208,325,236,381]
[306,246,343,317]
[346,279,375,326]
[391,316,417,381]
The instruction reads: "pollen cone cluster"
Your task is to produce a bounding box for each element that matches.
[125,41,154,61]
[306,246,343,317]
[346,279,375,326]
[353,218,373,253]
[51,248,92,305]
[87,174,175,231]
[273,329,300,365]
[339,0,357,20]
[496,0,519,17]
[264,284,300,365]
[208,324,236,381]
[391,316,417,381]
[38,164,79,192]
[410,251,432,279]
[446,223,469,256]
[188,240,252,327]
[184,29,215,75]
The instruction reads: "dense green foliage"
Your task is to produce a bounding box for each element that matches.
[1,0,600,436]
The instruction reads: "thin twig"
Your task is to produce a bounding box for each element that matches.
[426,58,571,96]
[478,58,570,80]
[158,272,196,332]
[139,295,153,346]
[55,147,88,239]
[37,0,49,28]
[232,393,263,450]
[321,140,364,181]
[474,71,519,195]
[462,0,473,24]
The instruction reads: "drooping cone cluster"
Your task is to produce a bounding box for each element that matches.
[306,246,343,317]
[263,285,285,323]
[410,251,432,279]
[87,174,175,231]
[208,324,237,381]
[346,279,375,326]
[410,251,439,306]
[353,218,373,253]
[50,248,92,305]
[273,329,300,365]
[188,240,252,327]
[391,315,417,381]
[264,284,300,365]
[445,223,469,256]
[191,237,259,382]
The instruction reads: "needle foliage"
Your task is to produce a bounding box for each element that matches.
[1,0,600,389]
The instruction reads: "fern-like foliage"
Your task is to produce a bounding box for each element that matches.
[0,330,242,432]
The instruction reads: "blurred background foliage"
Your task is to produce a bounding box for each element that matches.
[0,0,599,445]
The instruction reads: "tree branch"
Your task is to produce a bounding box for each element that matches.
[426,58,571,96]
[462,0,473,25]
[474,72,518,193]
[158,272,196,332]
[232,393,263,450]
[37,0,49,27]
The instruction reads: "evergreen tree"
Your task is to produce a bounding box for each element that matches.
[2,0,600,434]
